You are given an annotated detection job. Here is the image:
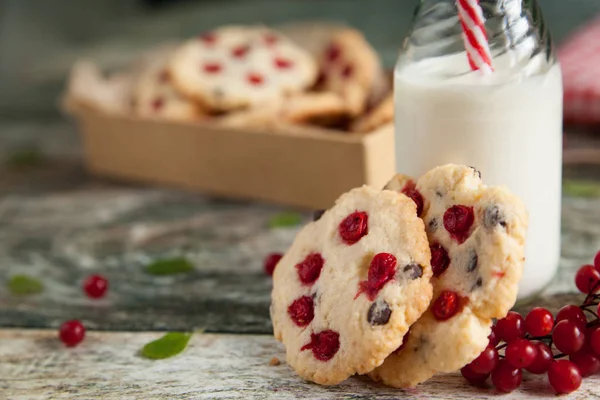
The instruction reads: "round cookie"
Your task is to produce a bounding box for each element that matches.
[214,91,348,129]
[168,26,318,112]
[133,59,204,121]
[271,185,433,385]
[372,164,528,388]
[350,94,393,133]
[318,28,383,116]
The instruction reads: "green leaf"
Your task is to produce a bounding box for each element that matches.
[6,148,45,169]
[8,275,44,296]
[145,257,194,275]
[563,180,600,198]
[141,332,192,360]
[269,212,302,228]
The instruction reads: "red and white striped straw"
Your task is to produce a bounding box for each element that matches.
[457,0,494,74]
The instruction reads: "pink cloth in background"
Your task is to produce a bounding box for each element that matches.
[559,16,600,125]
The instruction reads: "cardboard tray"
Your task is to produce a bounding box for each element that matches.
[72,106,396,209]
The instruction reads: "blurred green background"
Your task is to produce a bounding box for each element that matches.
[0,0,599,119]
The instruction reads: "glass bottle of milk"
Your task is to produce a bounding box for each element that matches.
[395,0,563,299]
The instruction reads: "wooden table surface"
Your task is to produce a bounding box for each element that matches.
[1,123,600,399]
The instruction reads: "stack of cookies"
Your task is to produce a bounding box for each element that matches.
[129,25,393,133]
[271,164,528,387]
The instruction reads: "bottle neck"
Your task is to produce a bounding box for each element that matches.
[402,0,555,79]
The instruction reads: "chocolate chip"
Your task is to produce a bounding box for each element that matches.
[471,277,483,292]
[428,218,438,232]
[469,166,482,179]
[403,263,423,280]
[367,300,392,326]
[436,190,444,198]
[467,251,478,273]
[484,206,507,230]
[313,209,326,221]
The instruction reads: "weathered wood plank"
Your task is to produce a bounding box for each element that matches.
[0,183,599,333]
[0,329,598,399]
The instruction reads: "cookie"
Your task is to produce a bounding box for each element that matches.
[133,58,204,121]
[214,91,347,128]
[168,26,318,112]
[271,185,433,385]
[318,28,383,116]
[350,94,393,133]
[371,164,528,388]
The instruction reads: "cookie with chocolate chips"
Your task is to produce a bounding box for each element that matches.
[270,185,433,385]
[168,26,318,112]
[373,164,528,388]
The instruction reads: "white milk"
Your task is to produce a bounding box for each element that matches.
[395,55,563,299]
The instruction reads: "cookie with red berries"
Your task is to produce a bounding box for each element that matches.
[270,185,433,385]
[318,28,385,117]
[168,26,318,112]
[371,164,528,387]
[133,56,205,121]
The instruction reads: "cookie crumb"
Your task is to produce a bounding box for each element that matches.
[269,357,281,366]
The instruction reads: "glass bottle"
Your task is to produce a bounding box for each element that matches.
[394,0,562,299]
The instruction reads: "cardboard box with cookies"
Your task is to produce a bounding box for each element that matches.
[62,23,395,209]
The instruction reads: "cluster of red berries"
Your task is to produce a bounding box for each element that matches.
[462,250,600,394]
[58,274,109,347]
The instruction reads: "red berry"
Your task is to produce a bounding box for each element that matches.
[199,31,217,45]
[203,62,222,74]
[339,211,369,245]
[548,360,582,394]
[491,359,522,393]
[295,253,324,285]
[556,305,587,331]
[402,187,424,217]
[151,97,164,111]
[83,274,108,299]
[264,253,283,276]
[570,350,600,377]
[525,341,553,374]
[430,244,450,277]
[231,45,249,59]
[264,33,278,45]
[432,291,460,321]
[461,364,490,385]
[59,320,85,347]
[594,250,600,272]
[341,64,354,79]
[357,253,397,301]
[580,264,600,293]
[505,338,537,368]
[443,205,474,243]
[325,43,341,62]
[300,330,340,361]
[525,307,554,337]
[553,320,585,354]
[496,312,526,342]
[247,72,264,85]
[589,326,600,355]
[575,264,600,293]
[467,345,499,374]
[287,296,314,327]
[274,57,293,69]
[488,325,500,347]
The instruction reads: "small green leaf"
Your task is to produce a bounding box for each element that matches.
[6,148,45,169]
[8,275,44,296]
[141,332,192,360]
[145,257,194,275]
[563,180,600,198]
[269,212,302,228]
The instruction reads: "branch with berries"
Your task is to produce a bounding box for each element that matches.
[461,250,600,394]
